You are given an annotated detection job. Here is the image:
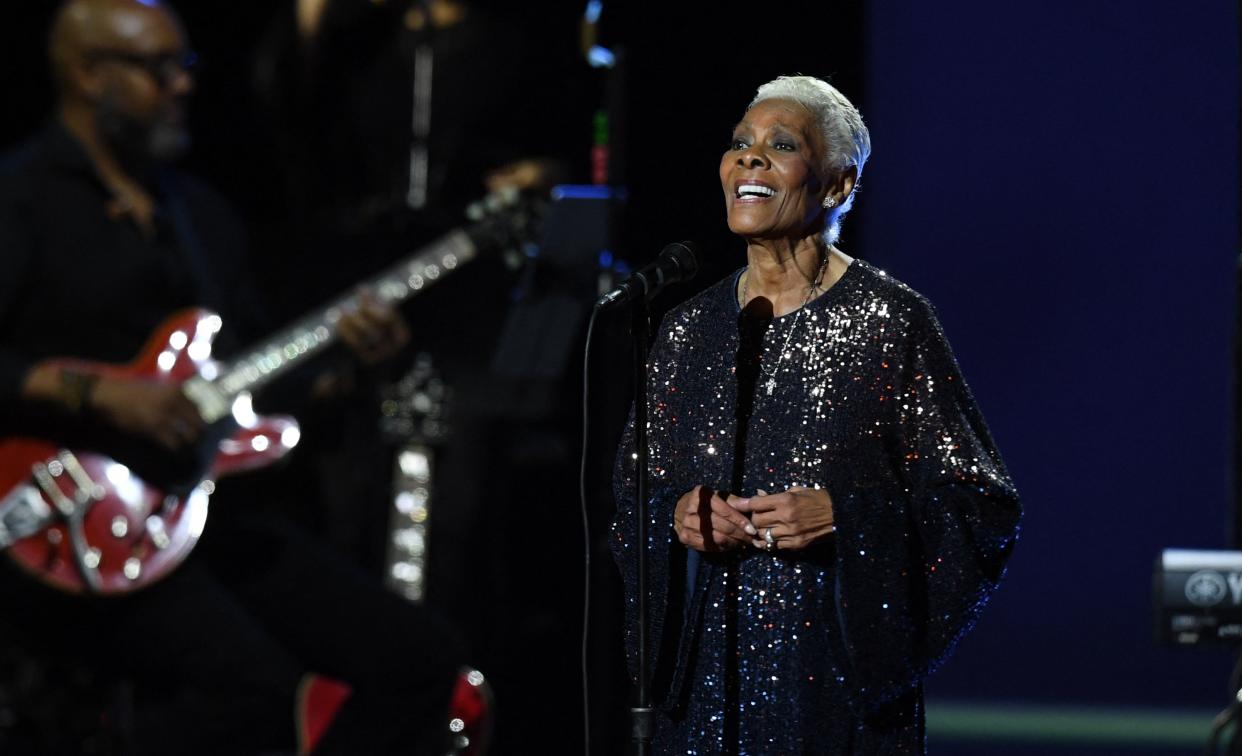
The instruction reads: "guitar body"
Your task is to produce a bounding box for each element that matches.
[0,309,298,594]
[0,193,536,595]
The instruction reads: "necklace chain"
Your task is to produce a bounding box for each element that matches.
[741,252,829,396]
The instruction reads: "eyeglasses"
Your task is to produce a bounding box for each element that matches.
[85,49,200,88]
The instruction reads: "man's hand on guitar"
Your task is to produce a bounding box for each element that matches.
[90,377,205,451]
[337,290,410,366]
[23,363,201,451]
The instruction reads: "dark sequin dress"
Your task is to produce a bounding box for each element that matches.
[611,259,1021,754]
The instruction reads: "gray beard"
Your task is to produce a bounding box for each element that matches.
[144,120,191,162]
[97,100,190,166]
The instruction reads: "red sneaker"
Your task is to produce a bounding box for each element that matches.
[446,667,493,755]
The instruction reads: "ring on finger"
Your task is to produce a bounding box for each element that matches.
[763,527,775,550]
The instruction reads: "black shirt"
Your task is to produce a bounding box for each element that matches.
[0,123,261,404]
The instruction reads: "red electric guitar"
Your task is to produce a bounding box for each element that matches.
[0,192,538,595]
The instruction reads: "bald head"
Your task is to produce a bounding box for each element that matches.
[50,0,185,96]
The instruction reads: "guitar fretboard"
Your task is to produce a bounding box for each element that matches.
[213,230,477,398]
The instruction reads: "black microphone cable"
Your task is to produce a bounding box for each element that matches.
[579,303,602,756]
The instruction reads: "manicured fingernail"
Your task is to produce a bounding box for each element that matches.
[752,540,765,549]
[757,489,768,496]
[744,523,757,535]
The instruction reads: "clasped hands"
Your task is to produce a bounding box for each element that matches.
[672,484,835,553]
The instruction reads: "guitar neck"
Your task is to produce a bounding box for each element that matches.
[213,229,479,398]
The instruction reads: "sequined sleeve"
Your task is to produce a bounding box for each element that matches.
[609,312,691,694]
[829,295,1021,711]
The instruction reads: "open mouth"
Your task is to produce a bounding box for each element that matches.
[735,182,775,199]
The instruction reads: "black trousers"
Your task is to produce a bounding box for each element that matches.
[0,508,466,755]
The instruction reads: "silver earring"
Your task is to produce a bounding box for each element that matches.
[823,197,837,209]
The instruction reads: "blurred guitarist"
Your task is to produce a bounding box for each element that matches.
[0,0,475,753]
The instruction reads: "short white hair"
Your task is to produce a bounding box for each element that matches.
[750,75,871,244]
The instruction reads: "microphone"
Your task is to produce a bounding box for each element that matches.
[595,241,699,310]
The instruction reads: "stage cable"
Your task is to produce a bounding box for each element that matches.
[579,304,602,756]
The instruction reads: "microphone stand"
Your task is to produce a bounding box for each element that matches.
[602,245,696,754]
[628,295,653,754]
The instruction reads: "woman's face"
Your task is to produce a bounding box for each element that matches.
[719,98,829,242]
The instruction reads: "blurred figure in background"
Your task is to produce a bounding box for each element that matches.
[248,4,594,750]
[261,0,569,252]
[0,0,476,752]
[247,0,588,566]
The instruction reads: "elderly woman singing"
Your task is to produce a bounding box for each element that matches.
[611,75,1021,753]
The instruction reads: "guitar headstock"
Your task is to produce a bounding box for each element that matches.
[463,188,546,263]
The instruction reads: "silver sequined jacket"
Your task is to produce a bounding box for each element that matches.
[611,259,1021,754]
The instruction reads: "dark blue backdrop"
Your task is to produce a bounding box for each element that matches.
[859,1,1239,709]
